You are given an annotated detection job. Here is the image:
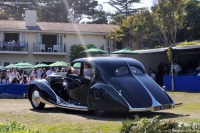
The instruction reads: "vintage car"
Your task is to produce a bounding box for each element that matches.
[28,57,180,116]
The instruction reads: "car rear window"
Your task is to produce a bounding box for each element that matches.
[130,66,144,75]
[115,66,130,76]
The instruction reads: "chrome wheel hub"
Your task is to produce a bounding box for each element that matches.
[32,90,41,107]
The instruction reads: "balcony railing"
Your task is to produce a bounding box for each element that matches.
[0,41,28,52]
[33,43,66,53]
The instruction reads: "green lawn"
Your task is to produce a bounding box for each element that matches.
[0,91,200,132]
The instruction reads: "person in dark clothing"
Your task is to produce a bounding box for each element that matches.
[157,62,165,86]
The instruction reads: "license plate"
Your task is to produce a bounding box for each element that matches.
[152,104,173,111]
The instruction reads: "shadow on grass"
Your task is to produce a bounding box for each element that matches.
[30,107,187,122]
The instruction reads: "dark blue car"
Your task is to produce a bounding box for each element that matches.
[28,57,180,116]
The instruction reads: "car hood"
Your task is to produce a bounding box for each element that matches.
[108,74,172,108]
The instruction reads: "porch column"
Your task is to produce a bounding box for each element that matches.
[19,32,22,43]
[0,31,3,43]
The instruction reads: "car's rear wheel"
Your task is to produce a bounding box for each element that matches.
[30,88,45,109]
[94,110,107,117]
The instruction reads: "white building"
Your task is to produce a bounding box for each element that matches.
[0,10,119,66]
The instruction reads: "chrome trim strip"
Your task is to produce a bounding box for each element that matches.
[40,97,88,111]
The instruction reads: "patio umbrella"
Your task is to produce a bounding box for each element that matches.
[0,66,4,70]
[15,61,33,69]
[111,49,137,56]
[4,64,18,69]
[34,63,49,68]
[73,63,81,68]
[49,61,69,67]
[15,61,33,75]
[82,48,107,54]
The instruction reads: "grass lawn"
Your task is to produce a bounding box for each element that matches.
[0,91,200,132]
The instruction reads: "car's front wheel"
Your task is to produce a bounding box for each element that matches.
[30,88,45,109]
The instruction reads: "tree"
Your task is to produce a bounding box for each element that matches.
[108,15,134,49]
[0,0,32,20]
[0,10,9,20]
[85,4,108,24]
[69,44,95,61]
[70,44,86,62]
[152,0,187,46]
[107,0,140,18]
[131,9,162,49]
[108,8,159,49]
[0,0,99,23]
[109,14,126,25]
[36,0,69,22]
[66,0,98,23]
[178,0,200,41]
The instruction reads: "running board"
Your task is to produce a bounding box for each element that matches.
[40,98,88,111]
[55,102,88,111]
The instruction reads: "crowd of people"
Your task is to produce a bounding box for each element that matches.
[0,63,93,85]
[0,39,27,51]
[0,66,67,85]
[148,60,200,86]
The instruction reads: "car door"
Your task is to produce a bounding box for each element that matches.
[66,62,92,104]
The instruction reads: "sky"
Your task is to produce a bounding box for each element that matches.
[98,0,154,12]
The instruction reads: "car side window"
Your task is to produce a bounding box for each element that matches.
[72,63,81,75]
[94,67,103,81]
[115,66,129,76]
[130,66,144,75]
[83,63,95,79]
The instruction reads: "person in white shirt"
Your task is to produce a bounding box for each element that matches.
[46,67,54,76]
[149,68,156,81]
[195,63,200,72]
[36,68,43,79]
[84,63,92,78]
[6,69,11,84]
[9,67,20,83]
[171,60,182,75]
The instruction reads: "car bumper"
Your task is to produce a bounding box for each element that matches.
[128,103,182,112]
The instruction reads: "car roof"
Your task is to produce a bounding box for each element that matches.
[73,57,132,63]
[72,57,145,72]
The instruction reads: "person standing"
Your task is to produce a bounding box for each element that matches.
[149,68,156,81]
[195,62,200,73]
[84,63,92,77]
[46,67,54,76]
[171,60,182,76]
[6,69,11,84]
[157,62,164,86]
[9,68,20,84]
[37,68,43,79]
[0,69,7,84]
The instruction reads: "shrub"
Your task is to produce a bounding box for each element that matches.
[120,116,200,133]
[0,121,41,133]
[176,41,199,46]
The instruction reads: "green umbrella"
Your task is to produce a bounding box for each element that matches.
[49,61,69,67]
[5,64,18,69]
[111,49,137,57]
[0,66,4,69]
[82,48,107,54]
[111,49,136,54]
[73,63,81,68]
[15,61,33,69]
[34,63,49,68]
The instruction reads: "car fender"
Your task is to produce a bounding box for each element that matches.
[28,79,60,104]
[87,82,129,112]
